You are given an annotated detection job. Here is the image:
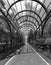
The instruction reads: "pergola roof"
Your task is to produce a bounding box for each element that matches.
[0,0,51,61]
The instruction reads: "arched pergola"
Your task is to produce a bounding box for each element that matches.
[0,0,51,60]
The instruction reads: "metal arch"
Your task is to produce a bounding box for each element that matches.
[28,11,51,37]
[19,21,36,31]
[0,8,18,31]
[41,11,51,36]
[14,15,40,25]
[0,15,12,45]
[17,17,39,29]
[42,11,51,27]
[19,19,37,29]
[7,0,48,14]
[0,16,12,60]
[0,15,11,32]
[14,10,42,23]
[7,0,20,14]
[32,0,48,14]
[22,20,40,32]
[19,20,37,29]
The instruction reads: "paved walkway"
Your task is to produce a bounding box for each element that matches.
[5,43,50,65]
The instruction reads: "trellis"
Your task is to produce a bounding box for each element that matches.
[0,0,51,61]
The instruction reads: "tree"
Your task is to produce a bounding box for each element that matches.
[0,0,5,7]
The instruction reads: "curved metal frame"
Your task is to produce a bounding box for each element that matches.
[0,15,11,32]
[14,10,42,23]
[0,8,18,31]
[1,0,48,36]
[19,19,37,29]
[0,15,13,48]
[20,22,36,31]
[0,15,12,60]
[42,11,51,36]
[0,0,49,60]
[33,11,51,37]
[6,0,48,35]
[0,15,12,45]
[18,19,38,29]
[7,0,48,14]
[14,15,40,25]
